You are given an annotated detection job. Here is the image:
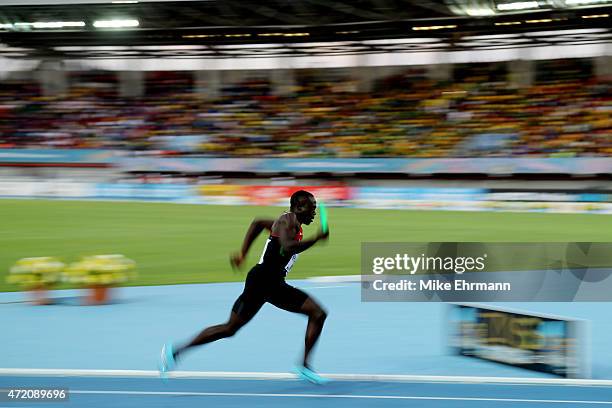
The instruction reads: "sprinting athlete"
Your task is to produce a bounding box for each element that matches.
[160,190,329,384]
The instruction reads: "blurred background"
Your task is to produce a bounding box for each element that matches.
[1,0,612,383]
[0,1,610,215]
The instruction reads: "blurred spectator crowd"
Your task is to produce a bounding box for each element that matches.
[0,59,610,157]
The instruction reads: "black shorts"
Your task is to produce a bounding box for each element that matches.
[231,264,309,321]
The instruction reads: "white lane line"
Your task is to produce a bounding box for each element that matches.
[70,390,612,404]
[1,368,612,387]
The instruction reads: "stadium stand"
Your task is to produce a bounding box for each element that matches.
[0,60,609,157]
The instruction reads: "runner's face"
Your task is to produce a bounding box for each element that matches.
[296,196,316,225]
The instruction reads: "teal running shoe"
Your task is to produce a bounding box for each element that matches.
[294,365,329,385]
[159,343,176,377]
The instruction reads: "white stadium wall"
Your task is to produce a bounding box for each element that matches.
[2,54,610,98]
[53,42,612,71]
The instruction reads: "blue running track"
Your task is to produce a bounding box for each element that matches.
[1,375,612,407]
[2,280,612,407]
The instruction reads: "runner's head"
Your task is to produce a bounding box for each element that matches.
[290,190,316,225]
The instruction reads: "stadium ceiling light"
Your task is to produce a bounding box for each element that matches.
[450,2,496,17]
[497,1,540,11]
[582,14,609,18]
[412,25,457,31]
[11,21,85,29]
[112,1,139,3]
[93,19,139,28]
[33,21,85,28]
[525,18,554,22]
[495,21,522,25]
[0,23,13,29]
[467,10,495,15]
[183,34,220,38]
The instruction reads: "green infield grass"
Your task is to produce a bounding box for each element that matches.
[1,199,611,292]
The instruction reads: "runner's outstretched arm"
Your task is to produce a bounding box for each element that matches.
[231,218,274,268]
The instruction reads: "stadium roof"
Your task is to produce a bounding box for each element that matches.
[0,0,610,58]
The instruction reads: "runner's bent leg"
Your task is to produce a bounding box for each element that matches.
[174,294,263,359]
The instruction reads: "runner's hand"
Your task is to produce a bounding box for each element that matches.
[230,252,245,270]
